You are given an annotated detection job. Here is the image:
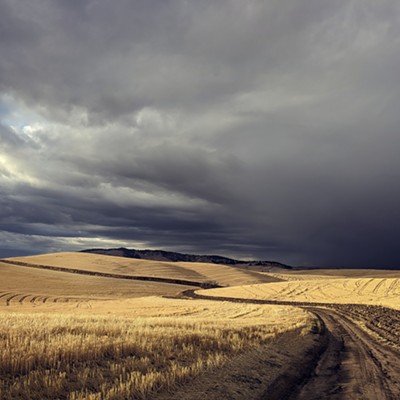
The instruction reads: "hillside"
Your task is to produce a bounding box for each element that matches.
[0,259,193,306]
[4,252,280,289]
[81,247,291,269]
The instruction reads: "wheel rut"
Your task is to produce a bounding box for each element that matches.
[178,290,400,400]
[292,308,400,400]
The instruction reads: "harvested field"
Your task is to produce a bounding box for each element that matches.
[2,251,399,399]
[175,261,281,286]
[266,268,400,282]
[199,277,400,309]
[7,252,278,287]
[0,261,193,304]
[288,268,400,279]
[0,298,311,400]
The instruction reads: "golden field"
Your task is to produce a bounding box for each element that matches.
[0,253,313,399]
[0,297,310,399]
[8,252,278,287]
[266,267,400,281]
[200,273,400,310]
[0,260,193,304]
[2,252,399,399]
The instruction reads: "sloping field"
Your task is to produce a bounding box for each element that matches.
[295,268,400,278]
[7,252,277,287]
[200,277,400,309]
[269,268,400,281]
[176,261,280,286]
[0,261,193,306]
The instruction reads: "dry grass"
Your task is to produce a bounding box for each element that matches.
[0,254,313,398]
[8,252,277,287]
[200,276,400,309]
[0,298,310,399]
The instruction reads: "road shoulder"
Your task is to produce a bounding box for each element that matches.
[154,325,326,400]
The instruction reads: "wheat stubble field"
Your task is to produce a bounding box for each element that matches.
[1,252,399,399]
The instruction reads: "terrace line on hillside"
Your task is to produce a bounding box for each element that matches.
[0,259,221,289]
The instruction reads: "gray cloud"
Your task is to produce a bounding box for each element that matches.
[1,0,400,267]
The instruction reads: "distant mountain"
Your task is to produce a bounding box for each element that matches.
[81,247,292,269]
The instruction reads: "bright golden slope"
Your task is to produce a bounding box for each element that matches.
[200,275,400,309]
[266,268,400,281]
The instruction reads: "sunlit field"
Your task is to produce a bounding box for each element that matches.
[200,275,400,310]
[266,268,400,281]
[0,297,311,400]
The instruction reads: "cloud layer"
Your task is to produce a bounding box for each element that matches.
[1,0,400,267]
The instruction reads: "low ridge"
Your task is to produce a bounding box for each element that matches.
[81,247,292,269]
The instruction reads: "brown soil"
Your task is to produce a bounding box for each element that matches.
[292,308,400,400]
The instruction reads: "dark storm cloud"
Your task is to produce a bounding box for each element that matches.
[1,0,400,267]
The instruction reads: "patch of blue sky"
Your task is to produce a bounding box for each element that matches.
[0,93,45,131]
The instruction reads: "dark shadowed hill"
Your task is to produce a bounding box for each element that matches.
[81,248,292,269]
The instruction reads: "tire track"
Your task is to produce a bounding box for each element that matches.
[388,279,399,295]
[18,294,30,303]
[6,294,20,306]
[291,308,400,400]
[372,278,385,294]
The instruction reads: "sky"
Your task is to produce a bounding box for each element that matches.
[1,0,400,268]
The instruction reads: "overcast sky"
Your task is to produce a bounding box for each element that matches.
[1,0,400,267]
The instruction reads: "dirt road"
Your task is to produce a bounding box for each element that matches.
[292,307,400,400]
[181,290,400,399]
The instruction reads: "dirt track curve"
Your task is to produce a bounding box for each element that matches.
[181,290,400,400]
[292,308,400,400]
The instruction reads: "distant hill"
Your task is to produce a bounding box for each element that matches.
[81,248,292,269]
